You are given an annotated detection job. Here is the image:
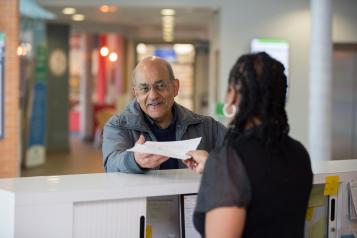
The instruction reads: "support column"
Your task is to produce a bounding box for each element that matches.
[309,0,332,161]
[97,34,107,104]
[208,11,220,118]
[79,33,93,141]
[0,0,20,177]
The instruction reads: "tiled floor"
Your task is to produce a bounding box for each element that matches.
[21,137,104,177]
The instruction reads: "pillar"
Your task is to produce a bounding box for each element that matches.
[309,0,333,161]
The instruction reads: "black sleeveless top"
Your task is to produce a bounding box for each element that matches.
[194,128,313,237]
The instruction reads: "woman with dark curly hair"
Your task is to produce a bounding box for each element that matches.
[184,52,313,237]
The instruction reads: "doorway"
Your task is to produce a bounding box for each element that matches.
[332,44,357,160]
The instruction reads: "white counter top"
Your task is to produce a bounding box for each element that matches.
[0,169,201,205]
[312,159,357,174]
[0,160,356,206]
[311,159,357,183]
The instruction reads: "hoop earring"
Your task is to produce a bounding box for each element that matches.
[223,104,237,118]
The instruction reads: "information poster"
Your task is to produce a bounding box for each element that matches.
[0,32,5,138]
[26,45,48,167]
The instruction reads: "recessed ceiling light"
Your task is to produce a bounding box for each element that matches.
[162,15,175,24]
[136,43,147,54]
[163,37,174,42]
[161,9,175,16]
[100,47,109,57]
[163,32,174,38]
[99,5,118,13]
[163,27,174,32]
[163,31,174,37]
[62,7,76,15]
[109,52,118,62]
[72,14,85,21]
[100,5,110,12]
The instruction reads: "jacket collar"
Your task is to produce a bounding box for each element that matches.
[117,100,202,132]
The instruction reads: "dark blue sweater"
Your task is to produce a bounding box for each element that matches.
[143,112,179,170]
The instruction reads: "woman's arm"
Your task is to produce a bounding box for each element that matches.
[205,206,246,238]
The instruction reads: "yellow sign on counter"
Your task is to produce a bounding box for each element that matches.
[324,176,339,196]
[146,224,152,238]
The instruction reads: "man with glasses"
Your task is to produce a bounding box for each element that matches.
[102,56,226,173]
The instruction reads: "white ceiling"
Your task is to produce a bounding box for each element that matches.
[35,1,216,41]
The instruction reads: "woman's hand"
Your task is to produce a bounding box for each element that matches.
[183,150,209,174]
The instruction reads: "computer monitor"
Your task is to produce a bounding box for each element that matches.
[179,193,200,238]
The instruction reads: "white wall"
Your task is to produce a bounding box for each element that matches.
[217,0,357,150]
[333,0,357,43]
[219,0,311,146]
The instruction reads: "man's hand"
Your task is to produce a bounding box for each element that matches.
[184,150,208,174]
[133,135,169,169]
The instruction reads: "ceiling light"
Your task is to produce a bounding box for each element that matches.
[162,35,174,41]
[62,7,76,15]
[161,9,175,16]
[109,52,118,62]
[72,14,86,21]
[161,12,175,42]
[163,37,174,42]
[136,43,147,54]
[100,5,110,13]
[162,15,175,24]
[163,28,174,34]
[72,14,85,21]
[162,24,174,29]
[99,5,118,13]
[162,23,174,30]
[100,46,109,57]
[163,31,173,35]
[163,32,174,39]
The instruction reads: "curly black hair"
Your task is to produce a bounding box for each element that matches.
[226,52,289,146]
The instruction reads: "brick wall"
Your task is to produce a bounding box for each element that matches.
[0,0,20,178]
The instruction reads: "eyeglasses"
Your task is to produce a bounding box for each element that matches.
[134,80,171,95]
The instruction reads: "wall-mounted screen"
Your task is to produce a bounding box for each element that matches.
[0,32,5,138]
[251,38,289,78]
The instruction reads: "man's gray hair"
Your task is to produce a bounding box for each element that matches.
[165,61,175,81]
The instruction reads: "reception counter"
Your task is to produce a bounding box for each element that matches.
[0,169,200,238]
[0,160,357,238]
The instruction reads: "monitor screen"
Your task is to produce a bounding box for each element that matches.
[251,38,289,78]
[179,193,200,238]
[251,38,290,99]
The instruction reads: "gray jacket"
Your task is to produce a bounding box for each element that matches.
[102,100,227,173]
